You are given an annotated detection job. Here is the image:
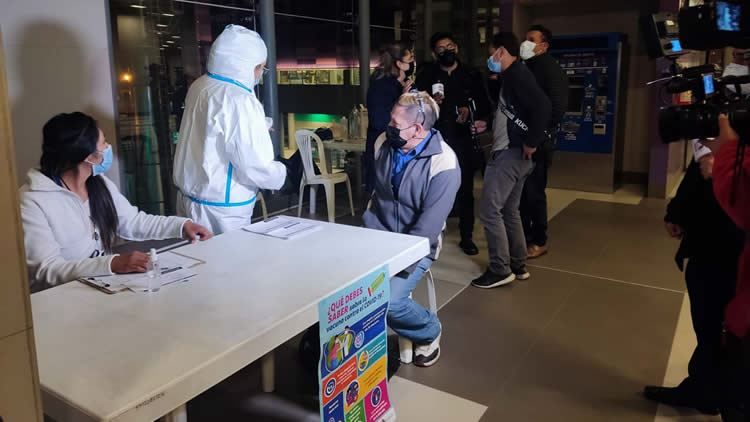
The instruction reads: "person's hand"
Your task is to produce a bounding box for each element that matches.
[522,145,537,160]
[401,79,414,93]
[701,114,739,155]
[111,251,150,274]
[183,221,213,243]
[698,154,715,179]
[665,222,683,238]
[472,120,488,134]
[433,92,444,105]
[457,107,470,123]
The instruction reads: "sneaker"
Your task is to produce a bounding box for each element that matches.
[414,327,441,368]
[527,244,548,259]
[471,270,515,289]
[458,239,479,256]
[513,266,531,281]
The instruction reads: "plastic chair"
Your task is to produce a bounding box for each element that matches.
[398,269,437,364]
[256,191,268,220]
[295,130,355,223]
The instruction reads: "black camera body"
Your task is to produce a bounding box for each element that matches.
[650,1,750,144]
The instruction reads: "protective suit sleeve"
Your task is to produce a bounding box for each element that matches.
[223,96,287,190]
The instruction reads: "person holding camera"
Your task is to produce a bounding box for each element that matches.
[415,32,490,256]
[643,141,744,415]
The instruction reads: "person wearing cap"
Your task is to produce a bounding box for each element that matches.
[173,24,287,234]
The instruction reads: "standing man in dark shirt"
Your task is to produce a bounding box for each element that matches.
[519,25,569,259]
[415,32,490,256]
[471,32,551,288]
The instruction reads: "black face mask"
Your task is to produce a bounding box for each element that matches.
[386,125,408,149]
[404,61,415,78]
[437,50,457,67]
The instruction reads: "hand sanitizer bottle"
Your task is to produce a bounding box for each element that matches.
[147,248,161,292]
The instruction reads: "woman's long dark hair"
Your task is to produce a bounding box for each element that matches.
[373,42,412,80]
[41,112,119,253]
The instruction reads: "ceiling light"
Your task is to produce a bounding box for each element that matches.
[171,35,180,39]
[166,41,175,44]
[162,44,169,48]
[157,24,168,28]
[162,13,175,17]
[130,5,147,9]
[120,72,133,82]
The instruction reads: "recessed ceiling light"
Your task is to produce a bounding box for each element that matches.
[130,5,147,9]
[162,13,175,17]
[162,44,169,48]
[167,41,175,44]
[157,24,168,28]
[171,35,180,39]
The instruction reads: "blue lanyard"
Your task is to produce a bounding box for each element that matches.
[207,72,253,94]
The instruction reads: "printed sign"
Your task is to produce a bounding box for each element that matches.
[319,265,395,422]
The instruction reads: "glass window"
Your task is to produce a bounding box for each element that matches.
[110,0,256,215]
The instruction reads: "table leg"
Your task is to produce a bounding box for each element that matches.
[162,403,187,422]
[261,352,275,393]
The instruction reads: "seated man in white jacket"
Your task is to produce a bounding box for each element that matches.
[20,112,212,293]
[173,24,287,235]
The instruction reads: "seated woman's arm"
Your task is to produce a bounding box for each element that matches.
[102,176,188,241]
[22,198,115,292]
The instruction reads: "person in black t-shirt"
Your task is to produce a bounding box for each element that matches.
[415,32,490,256]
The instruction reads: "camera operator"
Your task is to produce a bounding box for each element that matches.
[702,115,750,420]
[643,142,744,415]
[519,25,569,259]
[415,32,490,256]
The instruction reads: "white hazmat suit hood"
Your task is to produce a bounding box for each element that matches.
[173,25,286,235]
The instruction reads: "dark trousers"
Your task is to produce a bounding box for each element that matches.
[520,148,549,246]
[680,258,737,406]
[720,333,750,421]
[452,144,476,240]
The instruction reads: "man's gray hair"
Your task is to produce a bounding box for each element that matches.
[396,91,440,130]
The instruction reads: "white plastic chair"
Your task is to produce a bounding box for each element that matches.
[255,191,268,220]
[398,269,437,364]
[295,130,355,223]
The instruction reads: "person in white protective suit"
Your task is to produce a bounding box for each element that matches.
[173,25,287,234]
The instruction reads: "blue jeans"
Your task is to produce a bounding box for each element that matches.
[388,257,441,345]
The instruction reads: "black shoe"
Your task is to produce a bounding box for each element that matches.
[459,239,479,256]
[643,385,719,415]
[471,270,515,289]
[512,266,531,281]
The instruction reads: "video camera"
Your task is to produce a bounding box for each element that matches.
[646,1,750,143]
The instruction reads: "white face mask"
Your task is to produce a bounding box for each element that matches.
[520,40,537,61]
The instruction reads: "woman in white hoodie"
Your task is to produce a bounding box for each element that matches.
[20,112,212,293]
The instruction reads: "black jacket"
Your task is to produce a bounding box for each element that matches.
[525,53,569,129]
[414,61,490,150]
[665,160,745,272]
[366,74,402,151]
[496,60,551,149]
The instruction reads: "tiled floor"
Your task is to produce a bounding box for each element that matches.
[162,181,709,421]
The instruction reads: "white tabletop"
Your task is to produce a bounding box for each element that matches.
[32,219,429,422]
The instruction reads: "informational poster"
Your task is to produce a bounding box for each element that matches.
[318,265,395,422]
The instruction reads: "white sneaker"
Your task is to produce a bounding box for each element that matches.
[414,326,441,367]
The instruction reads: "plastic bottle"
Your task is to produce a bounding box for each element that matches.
[147,248,161,292]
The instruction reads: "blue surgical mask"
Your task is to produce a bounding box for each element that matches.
[487,55,502,73]
[86,145,113,176]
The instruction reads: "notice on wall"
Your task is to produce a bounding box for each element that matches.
[318,265,395,422]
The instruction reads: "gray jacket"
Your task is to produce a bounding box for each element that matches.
[363,130,461,260]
